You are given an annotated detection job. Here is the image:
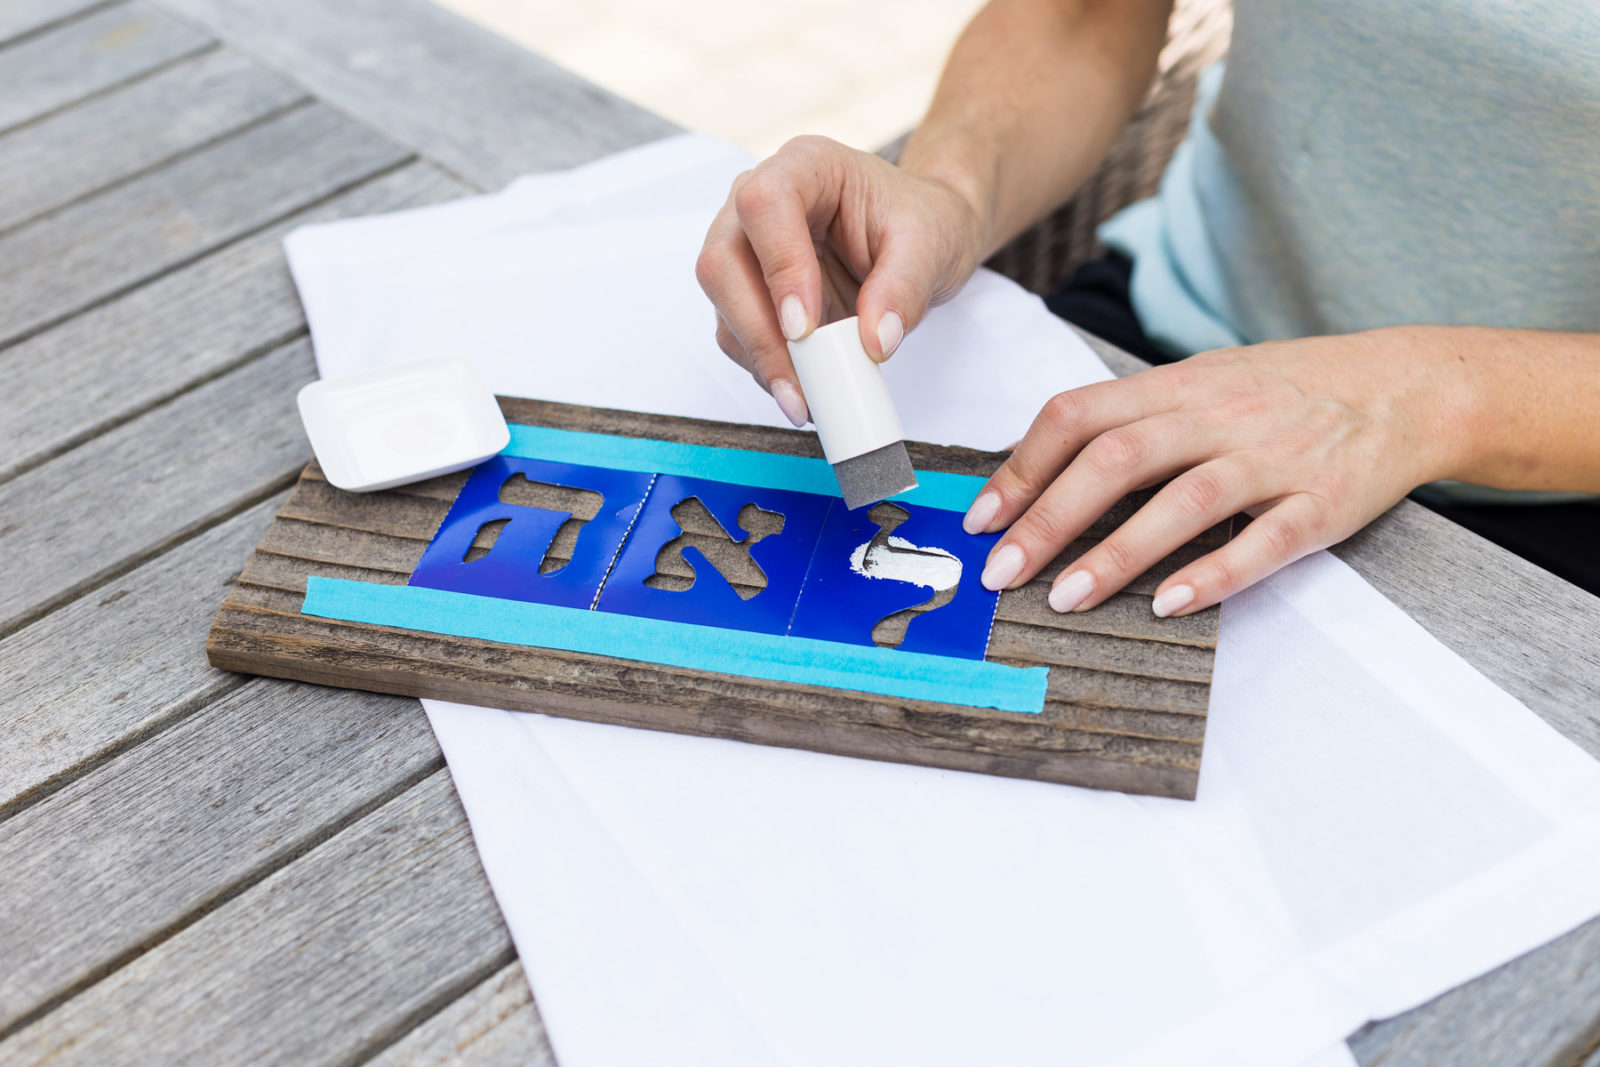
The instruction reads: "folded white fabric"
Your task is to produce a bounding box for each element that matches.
[286,134,1600,1067]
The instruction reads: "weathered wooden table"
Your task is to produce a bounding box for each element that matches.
[3,1,1599,1063]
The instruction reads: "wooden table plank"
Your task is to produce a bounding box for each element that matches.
[0,48,306,233]
[0,339,315,635]
[1335,503,1600,751]
[0,101,409,347]
[0,0,114,46]
[0,161,469,482]
[151,0,677,189]
[1348,918,1600,1067]
[0,771,514,1065]
[0,678,440,1034]
[0,494,280,816]
[368,963,556,1067]
[0,2,211,134]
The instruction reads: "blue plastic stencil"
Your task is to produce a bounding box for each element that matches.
[598,474,832,634]
[409,456,655,609]
[386,427,1026,705]
[788,500,1001,660]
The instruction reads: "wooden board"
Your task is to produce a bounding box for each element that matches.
[208,397,1227,799]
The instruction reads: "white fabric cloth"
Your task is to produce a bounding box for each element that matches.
[285,133,1600,1067]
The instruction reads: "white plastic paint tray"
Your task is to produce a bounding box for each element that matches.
[296,356,510,492]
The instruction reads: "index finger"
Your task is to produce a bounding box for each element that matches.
[732,139,842,342]
[962,376,1160,535]
[697,193,810,427]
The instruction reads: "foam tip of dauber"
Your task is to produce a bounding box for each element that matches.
[834,441,918,511]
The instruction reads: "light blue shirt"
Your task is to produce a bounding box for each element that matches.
[1099,0,1600,502]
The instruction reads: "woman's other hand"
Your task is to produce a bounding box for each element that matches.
[966,328,1481,616]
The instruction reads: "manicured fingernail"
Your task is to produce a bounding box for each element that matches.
[963,490,1000,535]
[1152,584,1195,618]
[875,311,904,361]
[980,543,1024,590]
[779,295,808,341]
[771,379,809,428]
[1048,570,1095,613]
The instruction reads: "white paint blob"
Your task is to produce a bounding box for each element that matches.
[849,536,962,591]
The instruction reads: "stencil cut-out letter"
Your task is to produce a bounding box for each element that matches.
[496,474,604,574]
[643,498,785,600]
[789,499,1001,660]
[850,503,964,649]
[598,474,831,634]
[410,456,655,609]
[462,517,510,563]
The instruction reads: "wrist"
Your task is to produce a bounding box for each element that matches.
[1367,325,1499,487]
[897,126,1000,262]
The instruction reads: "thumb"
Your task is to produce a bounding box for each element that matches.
[854,231,946,362]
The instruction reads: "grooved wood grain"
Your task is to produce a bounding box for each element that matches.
[0,493,282,814]
[0,101,409,346]
[0,161,469,482]
[0,2,211,133]
[0,678,440,1030]
[368,963,556,1067]
[0,47,306,232]
[0,339,316,633]
[0,771,513,1065]
[152,0,677,189]
[209,397,1226,798]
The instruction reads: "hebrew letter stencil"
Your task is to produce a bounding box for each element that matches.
[788,498,1000,660]
[642,497,786,600]
[410,456,655,609]
[598,475,831,633]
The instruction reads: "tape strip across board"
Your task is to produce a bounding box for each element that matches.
[303,577,1049,714]
[503,425,988,513]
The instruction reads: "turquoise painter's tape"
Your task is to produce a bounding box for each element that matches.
[304,577,1047,714]
[503,424,989,513]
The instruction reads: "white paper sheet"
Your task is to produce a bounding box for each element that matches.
[286,133,1600,1067]
[286,137,1111,454]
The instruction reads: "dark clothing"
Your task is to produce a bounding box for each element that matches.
[1044,251,1174,366]
[1045,252,1600,598]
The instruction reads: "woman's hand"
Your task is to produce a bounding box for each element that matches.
[966,328,1478,616]
[696,135,985,427]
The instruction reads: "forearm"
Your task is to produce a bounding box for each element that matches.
[899,0,1172,259]
[1408,326,1600,493]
